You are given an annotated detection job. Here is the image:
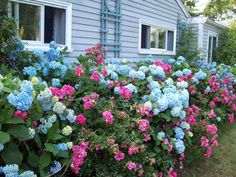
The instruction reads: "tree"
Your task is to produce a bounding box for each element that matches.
[215,20,236,65]
[204,0,236,20]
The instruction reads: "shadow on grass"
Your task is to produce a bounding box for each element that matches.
[182,123,236,177]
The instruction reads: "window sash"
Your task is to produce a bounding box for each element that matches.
[8,0,71,50]
[140,23,175,53]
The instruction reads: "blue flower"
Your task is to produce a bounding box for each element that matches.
[50,161,62,174]
[1,164,19,176]
[150,81,160,91]
[157,96,169,112]
[9,51,17,60]
[183,69,192,75]
[116,65,132,75]
[157,131,165,140]
[180,122,190,130]
[23,66,37,76]
[20,171,37,177]
[174,127,185,140]
[33,49,45,58]
[52,78,61,87]
[194,70,207,80]
[125,84,137,94]
[139,66,149,73]
[175,139,185,154]
[150,88,162,102]
[49,41,58,49]
[47,49,60,61]
[172,70,183,77]
[149,65,165,79]
[128,70,145,80]
[177,81,188,89]
[56,143,68,151]
[110,71,119,80]
[170,107,182,117]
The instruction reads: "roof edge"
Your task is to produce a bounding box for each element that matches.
[189,16,227,29]
[176,0,191,18]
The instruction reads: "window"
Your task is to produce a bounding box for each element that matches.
[139,21,176,55]
[8,0,72,51]
[207,33,218,63]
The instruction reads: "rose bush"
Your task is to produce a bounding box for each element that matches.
[0,41,235,177]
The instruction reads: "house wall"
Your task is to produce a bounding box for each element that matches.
[201,23,223,60]
[64,0,188,62]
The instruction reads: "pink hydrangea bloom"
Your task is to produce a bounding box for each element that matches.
[102,111,114,124]
[102,69,108,77]
[167,167,177,177]
[75,65,85,77]
[128,145,138,155]
[153,60,172,73]
[204,147,212,158]
[119,87,132,100]
[144,134,151,142]
[232,104,236,111]
[91,70,100,81]
[206,124,217,135]
[127,162,137,171]
[62,85,75,96]
[76,114,87,125]
[208,110,216,119]
[188,115,197,125]
[138,119,149,132]
[228,114,235,124]
[200,136,209,147]
[209,101,216,108]
[84,101,94,110]
[114,151,125,161]
[14,110,29,121]
[213,97,219,103]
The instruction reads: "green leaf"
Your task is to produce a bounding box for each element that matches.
[39,152,51,169]
[45,143,59,156]
[28,151,39,168]
[47,121,59,141]
[8,125,31,140]
[0,131,10,144]
[4,118,25,124]
[1,142,23,165]
[34,134,42,148]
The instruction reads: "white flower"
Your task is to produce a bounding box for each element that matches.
[62,126,72,136]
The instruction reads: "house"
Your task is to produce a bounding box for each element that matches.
[189,16,226,63]
[7,0,191,62]
[6,0,226,63]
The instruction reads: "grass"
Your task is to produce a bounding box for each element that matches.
[182,123,236,177]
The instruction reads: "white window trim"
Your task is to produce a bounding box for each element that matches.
[138,20,177,55]
[8,0,72,52]
[207,31,218,63]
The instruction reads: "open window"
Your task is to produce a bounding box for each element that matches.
[207,33,218,63]
[8,0,72,51]
[139,21,176,55]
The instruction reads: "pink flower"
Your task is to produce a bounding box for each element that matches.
[62,85,75,96]
[213,97,219,103]
[138,119,149,132]
[76,114,87,125]
[84,101,94,110]
[204,147,212,158]
[209,101,216,108]
[102,69,108,77]
[102,111,114,124]
[144,134,151,142]
[222,96,230,104]
[50,87,64,99]
[228,114,235,124]
[127,162,137,171]
[75,65,85,77]
[206,124,217,135]
[167,167,177,177]
[212,140,219,148]
[200,136,209,147]
[90,93,99,99]
[91,70,100,81]
[153,60,172,73]
[13,110,29,121]
[33,121,38,128]
[114,151,125,161]
[231,104,236,111]
[119,87,132,100]
[188,115,197,125]
[128,145,138,155]
[208,110,216,119]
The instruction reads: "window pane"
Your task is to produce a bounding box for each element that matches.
[19,3,41,41]
[167,31,174,51]
[151,27,166,49]
[45,6,66,45]
[141,25,150,49]
[212,37,217,61]
[208,36,212,62]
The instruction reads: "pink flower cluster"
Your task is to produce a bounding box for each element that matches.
[13,110,29,121]
[75,65,85,77]
[91,70,100,81]
[153,60,172,73]
[85,43,107,64]
[137,119,149,132]
[76,114,87,125]
[82,93,99,110]
[128,144,138,155]
[70,141,89,174]
[208,76,220,92]
[119,86,132,100]
[114,151,125,161]
[102,111,114,124]
[186,104,200,125]
[50,85,75,100]
[167,167,177,177]
[137,105,153,118]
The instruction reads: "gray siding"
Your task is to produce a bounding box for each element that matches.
[62,0,188,62]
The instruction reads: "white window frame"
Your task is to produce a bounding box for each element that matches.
[138,19,177,55]
[207,31,218,63]
[8,0,72,52]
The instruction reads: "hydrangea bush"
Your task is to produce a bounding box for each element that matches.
[0,41,235,177]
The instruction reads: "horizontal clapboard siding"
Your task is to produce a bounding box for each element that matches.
[60,0,188,62]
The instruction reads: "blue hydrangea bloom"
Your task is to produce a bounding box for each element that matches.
[128,70,145,80]
[47,49,60,61]
[0,143,4,151]
[1,164,19,176]
[52,78,61,87]
[116,65,132,75]
[175,139,185,154]
[157,131,165,140]
[174,127,185,140]
[149,65,165,79]
[150,81,160,91]
[110,71,119,80]
[195,70,207,80]
[50,161,62,174]
[20,171,37,177]
[126,84,137,94]
[49,41,58,49]
[172,70,183,77]
[180,122,190,130]
[170,107,182,117]
[183,69,192,75]
[56,143,68,151]
[157,96,169,112]
[150,88,162,102]
[23,66,37,76]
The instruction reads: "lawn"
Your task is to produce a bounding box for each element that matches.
[182,123,236,177]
